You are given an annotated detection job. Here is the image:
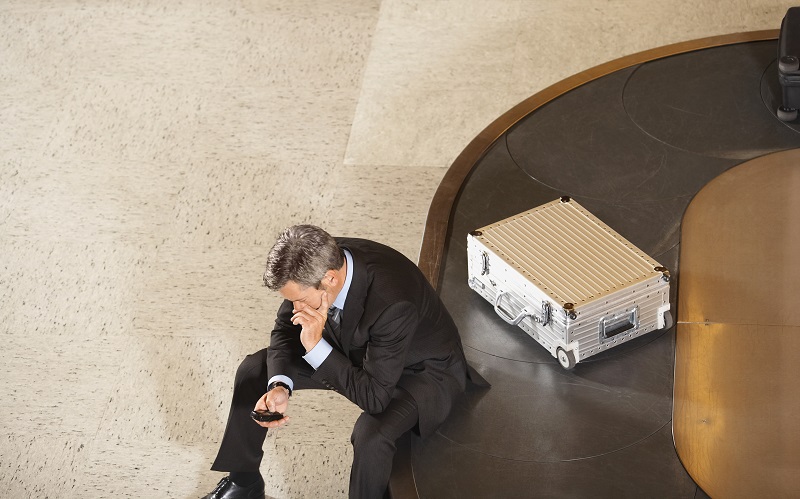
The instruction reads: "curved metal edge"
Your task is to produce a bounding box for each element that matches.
[419,29,779,291]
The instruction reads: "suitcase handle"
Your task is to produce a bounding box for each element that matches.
[494,290,553,326]
[599,307,638,342]
[494,290,533,326]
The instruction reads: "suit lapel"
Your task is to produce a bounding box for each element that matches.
[323,321,343,352]
[338,242,367,355]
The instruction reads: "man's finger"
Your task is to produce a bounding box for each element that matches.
[290,312,303,325]
[292,312,321,328]
[258,416,290,429]
[254,394,269,412]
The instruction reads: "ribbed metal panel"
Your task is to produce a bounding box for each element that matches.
[476,199,662,307]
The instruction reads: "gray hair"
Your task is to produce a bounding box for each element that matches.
[262,225,344,290]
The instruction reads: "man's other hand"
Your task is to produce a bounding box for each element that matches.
[291,290,329,352]
[253,387,291,428]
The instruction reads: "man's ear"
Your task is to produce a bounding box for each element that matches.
[324,270,338,287]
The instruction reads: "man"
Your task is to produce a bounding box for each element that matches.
[203,224,471,499]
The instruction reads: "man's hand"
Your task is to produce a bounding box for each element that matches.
[252,386,291,428]
[291,290,330,352]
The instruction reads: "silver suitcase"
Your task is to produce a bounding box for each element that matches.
[467,197,672,369]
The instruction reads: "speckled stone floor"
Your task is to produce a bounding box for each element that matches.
[0,1,795,498]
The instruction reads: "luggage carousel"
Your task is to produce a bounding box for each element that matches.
[390,31,800,498]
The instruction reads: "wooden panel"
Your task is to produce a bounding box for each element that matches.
[675,148,800,498]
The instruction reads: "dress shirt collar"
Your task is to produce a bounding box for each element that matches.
[332,248,353,311]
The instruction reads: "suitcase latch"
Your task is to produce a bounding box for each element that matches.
[481,251,490,275]
[536,301,552,326]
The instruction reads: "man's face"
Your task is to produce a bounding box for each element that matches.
[279,279,329,310]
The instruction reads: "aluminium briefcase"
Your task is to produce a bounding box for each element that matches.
[467,196,672,369]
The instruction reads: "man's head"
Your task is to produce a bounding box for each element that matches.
[263,225,345,307]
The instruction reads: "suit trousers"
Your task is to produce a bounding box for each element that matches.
[211,348,419,499]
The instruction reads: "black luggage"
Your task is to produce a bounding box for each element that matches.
[778,7,800,121]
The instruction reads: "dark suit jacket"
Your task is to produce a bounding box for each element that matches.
[267,237,468,437]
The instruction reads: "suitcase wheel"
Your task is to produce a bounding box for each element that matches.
[779,56,800,73]
[556,347,576,370]
[662,310,674,330]
[777,106,798,122]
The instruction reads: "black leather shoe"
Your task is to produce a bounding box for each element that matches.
[201,476,265,499]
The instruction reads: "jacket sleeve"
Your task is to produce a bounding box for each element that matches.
[266,299,304,379]
[311,301,417,414]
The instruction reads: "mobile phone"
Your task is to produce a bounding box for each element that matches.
[250,409,284,423]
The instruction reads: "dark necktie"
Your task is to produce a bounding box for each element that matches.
[328,306,342,333]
